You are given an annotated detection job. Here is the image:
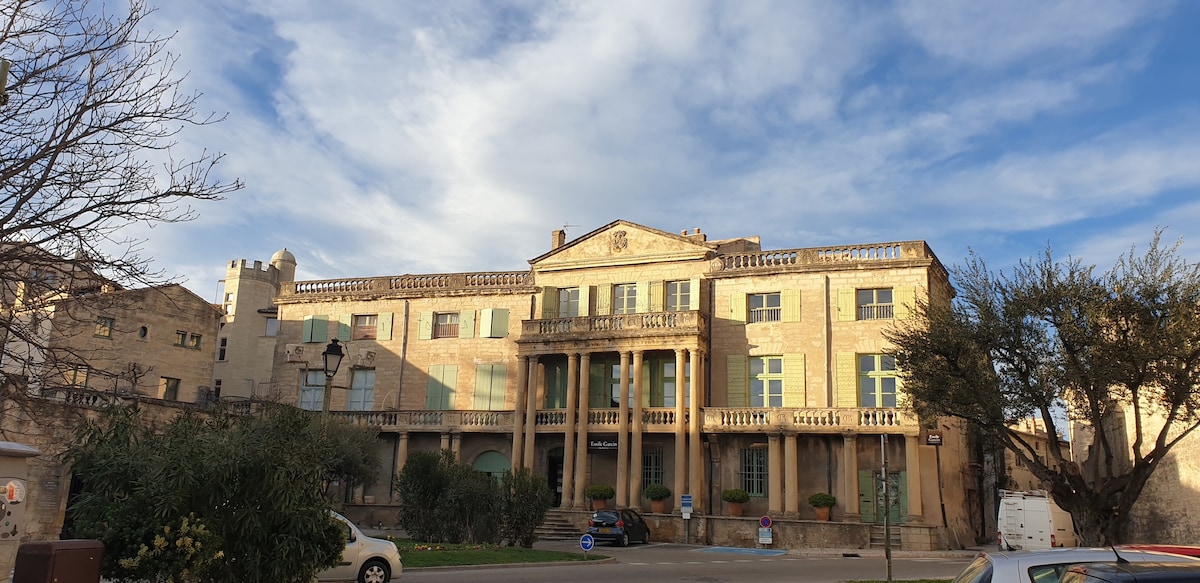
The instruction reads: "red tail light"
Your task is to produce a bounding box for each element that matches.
[1052,534,1058,547]
[588,519,595,527]
[997,531,1002,545]
[617,520,625,528]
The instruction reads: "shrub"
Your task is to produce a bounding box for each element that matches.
[585,484,615,500]
[808,492,837,508]
[499,467,553,548]
[721,488,750,503]
[643,483,671,501]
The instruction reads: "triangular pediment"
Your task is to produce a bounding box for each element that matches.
[530,220,714,272]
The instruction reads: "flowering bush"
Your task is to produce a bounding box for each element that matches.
[115,514,224,582]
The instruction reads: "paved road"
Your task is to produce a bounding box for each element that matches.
[401,540,976,583]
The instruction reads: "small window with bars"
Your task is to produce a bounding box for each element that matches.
[748,293,781,323]
[434,312,459,338]
[642,448,665,490]
[739,447,768,496]
[352,314,378,340]
[857,288,894,320]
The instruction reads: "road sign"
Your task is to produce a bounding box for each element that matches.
[760,515,772,528]
[681,494,693,519]
[758,527,773,544]
[580,533,595,552]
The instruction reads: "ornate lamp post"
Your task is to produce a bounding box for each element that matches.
[321,338,344,415]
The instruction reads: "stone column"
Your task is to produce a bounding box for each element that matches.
[673,348,686,509]
[784,432,799,515]
[392,432,409,503]
[616,351,631,507]
[450,432,461,461]
[512,355,529,469]
[841,435,859,521]
[688,349,704,512]
[523,356,540,469]
[574,353,592,508]
[630,350,645,506]
[905,434,924,520]
[768,433,783,513]
[561,353,580,508]
[440,433,451,452]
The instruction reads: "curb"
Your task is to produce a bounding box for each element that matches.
[403,556,617,572]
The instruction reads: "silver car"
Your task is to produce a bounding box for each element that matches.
[318,512,403,583]
[951,547,1200,583]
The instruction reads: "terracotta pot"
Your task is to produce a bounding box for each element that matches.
[727,501,743,517]
[592,498,607,511]
[650,499,667,514]
[814,506,831,521]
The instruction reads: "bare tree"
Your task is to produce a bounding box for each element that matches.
[0,0,240,417]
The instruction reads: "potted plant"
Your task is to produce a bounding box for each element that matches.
[808,492,837,521]
[643,483,671,513]
[586,484,615,510]
[721,488,750,517]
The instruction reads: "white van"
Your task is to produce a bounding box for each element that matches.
[998,489,1078,550]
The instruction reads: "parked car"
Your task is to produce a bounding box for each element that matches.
[1060,562,1200,582]
[587,508,651,547]
[950,548,1200,583]
[318,512,403,583]
[1115,545,1200,558]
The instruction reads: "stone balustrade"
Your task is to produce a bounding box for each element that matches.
[521,311,707,342]
[282,270,533,299]
[703,407,919,434]
[718,241,935,273]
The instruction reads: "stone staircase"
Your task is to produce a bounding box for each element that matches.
[870,525,903,549]
[535,509,584,541]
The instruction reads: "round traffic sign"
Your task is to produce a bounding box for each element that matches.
[580,533,595,551]
[760,515,772,528]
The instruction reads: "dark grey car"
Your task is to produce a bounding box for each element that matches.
[587,508,650,547]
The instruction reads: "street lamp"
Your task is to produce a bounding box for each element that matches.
[321,338,344,415]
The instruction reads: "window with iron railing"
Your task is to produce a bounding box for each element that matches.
[352,314,377,340]
[857,288,894,320]
[748,293,781,323]
[642,448,665,490]
[739,447,768,496]
[434,312,459,338]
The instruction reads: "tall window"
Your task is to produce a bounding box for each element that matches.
[434,312,459,338]
[218,338,228,361]
[159,377,181,401]
[666,281,691,311]
[642,448,665,490]
[68,366,89,388]
[352,314,378,340]
[748,293,781,323]
[557,287,580,318]
[613,283,636,314]
[739,447,768,496]
[658,360,690,408]
[749,356,783,407]
[264,317,279,337]
[300,370,325,411]
[348,369,375,410]
[859,354,898,407]
[857,288,894,320]
[95,317,114,338]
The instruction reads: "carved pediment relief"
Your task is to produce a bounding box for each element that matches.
[531,220,713,271]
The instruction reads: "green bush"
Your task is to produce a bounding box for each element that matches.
[721,488,750,503]
[500,467,553,548]
[808,492,837,508]
[395,449,501,544]
[643,483,672,501]
[585,484,615,500]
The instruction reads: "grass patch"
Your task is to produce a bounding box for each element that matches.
[392,541,607,568]
[849,580,951,583]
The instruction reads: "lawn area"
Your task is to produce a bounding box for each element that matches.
[393,541,607,568]
[850,580,951,583]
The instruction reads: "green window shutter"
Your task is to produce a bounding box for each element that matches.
[589,363,608,408]
[835,352,858,407]
[641,364,652,408]
[782,289,802,322]
[578,286,591,317]
[376,312,393,340]
[859,470,876,523]
[337,315,352,341]
[726,355,748,407]
[783,354,805,407]
[898,471,909,521]
[427,365,444,409]
[418,312,433,340]
[480,308,509,338]
[442,365,458,409]
[303,315,328,343]
[730,293,746,323]
[473,365,493,410]
[837,289,857,321]
[688,277,701,310]
[596,284,611,316]
[894,286,916,320]
[490,364,507,410]
[459,310,475,339]
[541,287,558,319]
[635,281,650,313]
[649,281,664,312]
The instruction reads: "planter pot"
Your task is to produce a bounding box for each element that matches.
[650,499,667,513]
[814,506,831,521]
[591,498,608,511]
[727,501,743,517]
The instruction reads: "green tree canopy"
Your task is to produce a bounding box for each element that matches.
[887,232,1200,545]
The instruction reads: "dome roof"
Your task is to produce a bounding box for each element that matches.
[271,248,296,264]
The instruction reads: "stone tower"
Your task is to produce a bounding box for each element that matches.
[212,249,296,400]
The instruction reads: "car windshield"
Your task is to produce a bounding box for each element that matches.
[952,556,993,583]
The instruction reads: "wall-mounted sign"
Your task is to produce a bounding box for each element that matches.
[925,431,944,447]
[588,439,618,450]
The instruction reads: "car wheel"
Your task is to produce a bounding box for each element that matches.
[358,559,390,583]
[619,532,630,547]
[641,530,650,544]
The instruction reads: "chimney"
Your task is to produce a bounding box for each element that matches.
[551,229,567,250]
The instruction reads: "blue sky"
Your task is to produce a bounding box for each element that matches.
[131,1,1200,300]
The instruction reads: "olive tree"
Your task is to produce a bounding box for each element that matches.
[886,232,1200,545]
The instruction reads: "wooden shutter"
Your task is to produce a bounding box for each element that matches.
[474,365,491,410]
[442,365,458,409]
[541,287,558,319]
[782,289,802,322]
[783,353,805,407]
[337,315,352,341]
[898,471,909,520]
[837,289,857,321]
[893,286,916,320]
[649,281,664,312]
[303,315,328,343]
[859,470,876,523]
[596,284,611,316]
[688,278,701,310]
[726,355,748,407]
[641,364,652,408]
[730,293,747,323]
[490,364,507,409]
[835,352,858,407]
[578,286,591,317]
[458,310,475,339]
[417,311,433,340]
[427,365,444,409]
[635,281,650,313]
[376,312,393,340]
[480,308,509,338]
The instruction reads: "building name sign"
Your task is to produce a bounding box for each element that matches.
[589,439,618,450]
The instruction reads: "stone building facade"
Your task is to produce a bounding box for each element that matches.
[213,249,296,400]
[269,220,977,548]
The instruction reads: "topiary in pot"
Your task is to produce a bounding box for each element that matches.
[586,484,615,510]
[643,483,671,501]
[808,492,836,521]
[721,488,750,504]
